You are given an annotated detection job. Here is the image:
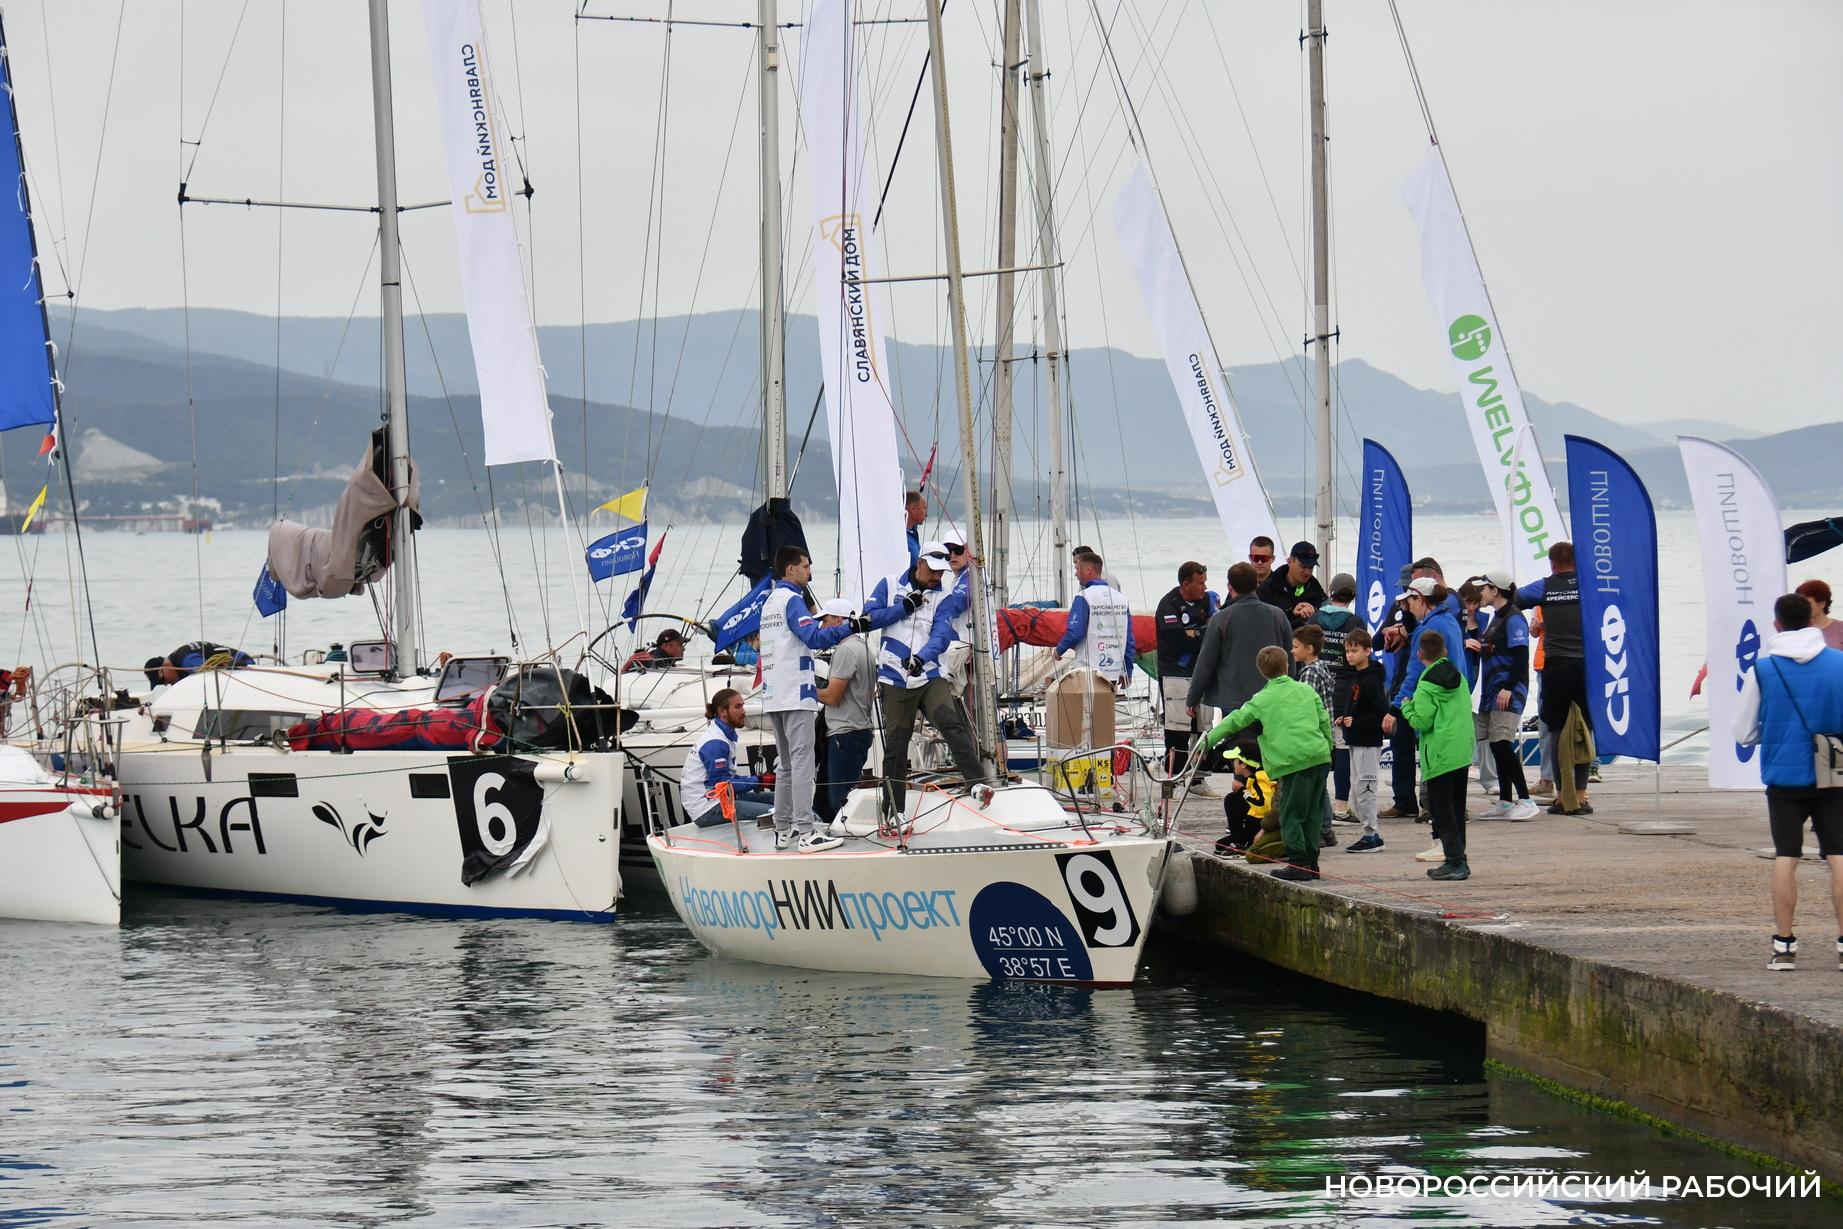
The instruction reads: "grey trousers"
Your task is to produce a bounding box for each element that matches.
[879,678,986,813]
[768,709,819,835]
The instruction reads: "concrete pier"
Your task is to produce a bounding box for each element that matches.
[1162,763,1843,1182]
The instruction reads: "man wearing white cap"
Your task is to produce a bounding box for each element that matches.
[816,597,878,817]
[864,541,987,813]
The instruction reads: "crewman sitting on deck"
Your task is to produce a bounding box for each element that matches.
[681,689,774,828]
[143,641,254,689]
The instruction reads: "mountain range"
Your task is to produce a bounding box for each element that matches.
[3,305,1827,527]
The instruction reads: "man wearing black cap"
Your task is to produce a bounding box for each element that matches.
[1257,541,1327,629]
[623,628,687,672]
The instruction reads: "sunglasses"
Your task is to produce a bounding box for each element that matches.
[946,544,966,556]
[1249,553,1274,563]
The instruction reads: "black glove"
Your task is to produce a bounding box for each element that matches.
[848,615,872,634]
[901,590,928,614]
[904,655,926,678]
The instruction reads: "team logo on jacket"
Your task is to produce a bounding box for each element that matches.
[449,757,547,885]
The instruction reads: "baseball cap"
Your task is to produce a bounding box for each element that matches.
[918,541,952,567]
[1220,744,1262,769]
[1289,541,1319,566]
[655,628,685,645]
[819,598,858,619]
[1328,572,1357,599]
[1471,571,1515,593]
[1396,563,1415,589]
[1397,576,1440,600]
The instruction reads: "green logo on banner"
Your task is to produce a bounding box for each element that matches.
[1449,314,1491,361]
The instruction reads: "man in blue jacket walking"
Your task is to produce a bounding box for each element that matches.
[1735,592,1843,972]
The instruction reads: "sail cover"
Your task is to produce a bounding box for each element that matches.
[798,0,908,601]
[268,433,421,599]
[0,25,56,434]
[420,0,556,467]
[1114,164,1277,550]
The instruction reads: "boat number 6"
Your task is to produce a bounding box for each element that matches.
[1059,851,1139,947]
[473,772,517,856]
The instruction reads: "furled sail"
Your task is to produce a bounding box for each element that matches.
[268,430,421,599]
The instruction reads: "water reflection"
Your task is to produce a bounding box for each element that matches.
[0,892,1833,1226]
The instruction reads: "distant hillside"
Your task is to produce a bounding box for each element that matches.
[12,306,1806,526]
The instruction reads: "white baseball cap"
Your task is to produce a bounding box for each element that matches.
[1397,576,1441,600]
[819,598,858,619]
[918,541,952,567]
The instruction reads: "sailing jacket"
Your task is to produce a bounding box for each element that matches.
[1057,577,1135,683]
[1392,597,1468,709]
[1204,674,1333,780]
[757,582,854,712]
[680,717,761,821]
[1476,604,1531,714]
[1516,572,1583,661]
[1155,586,1217,676]
[1734,628,1843,788]
[1257,569,1328,629]
[864,568,954,689]
[1403,656,1473,779]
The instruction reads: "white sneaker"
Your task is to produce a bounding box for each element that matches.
[772,829,794,851]
[1507,800,1540,821]
[1188,779,1220,798]
[1413,844,1445,863]
[1475,799,1515,820]
[797,831,844,853]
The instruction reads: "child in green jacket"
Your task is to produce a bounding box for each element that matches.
[1204,645,1334,880]
[1402,629,1475,880]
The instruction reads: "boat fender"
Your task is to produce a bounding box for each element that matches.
[534,761,589,784]
[1161,846,1198,917]
[68,800,117,821]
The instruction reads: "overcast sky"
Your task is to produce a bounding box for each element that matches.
[7,0,1840,431]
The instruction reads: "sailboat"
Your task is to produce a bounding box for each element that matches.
[648,0,1173,986]
[109,0,627,920]
[0,11,121,926]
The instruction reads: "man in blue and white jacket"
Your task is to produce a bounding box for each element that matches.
[758,546,876,851]
[1056,549,1136,685]
[864,541,987,814]
[680,689,772,828]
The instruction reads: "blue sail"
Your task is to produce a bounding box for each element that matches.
[0,22,57,434]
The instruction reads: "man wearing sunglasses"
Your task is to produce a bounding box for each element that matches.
[1247,536,1277,587]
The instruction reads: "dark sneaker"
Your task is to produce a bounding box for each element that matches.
[1213,835,1242,857]
[1346,833,1384,852]
[1270,865,1320,882]
[1320,830,1338,848]
[1426,862,1471,881]
[1769,935,1797,972]
[1546,802,1579,816]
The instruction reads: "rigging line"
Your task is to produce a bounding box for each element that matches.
[397,247,520,649]
[178,0,255,184]
[50,0,125,384]
[176,18,205,644]
[517,465,555,651]
[31,0,73,296]
[1197,2,1304,288]
[573,10,591,514]
[286,235,378,516]
[868,0,943,230]
[272,0,286,531]
[644,3,678,479]
[623,8,673,450]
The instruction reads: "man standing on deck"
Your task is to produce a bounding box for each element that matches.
[1257,541,1328,630]
[757,546,871,852]
[1056,550,1136,687]
[1187,562,1292,719]
[904,490,927,568]
[1157,561,1218,792]
[1518,542,1591,815]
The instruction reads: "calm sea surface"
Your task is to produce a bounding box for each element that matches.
[5,517,1841,1225]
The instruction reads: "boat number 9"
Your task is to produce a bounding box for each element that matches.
[1057,850,1140,948]
[473,772,517,855]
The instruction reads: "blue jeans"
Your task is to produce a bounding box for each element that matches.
[693,789,774,828]
[825,728,876,815]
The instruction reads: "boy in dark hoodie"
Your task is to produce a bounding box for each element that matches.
[1314,574,1360,817]
[1335,626,1390,851]
[1402,629,1475,880]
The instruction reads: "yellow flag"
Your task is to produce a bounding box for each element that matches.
[19,484,47,533]
[594,486,647,523]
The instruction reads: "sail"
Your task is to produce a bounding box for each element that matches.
[798,0,907,601]
[420,0,556,467]
[1401,150,1564,573]
[0,22,56,435]
[1113,164,1277,550]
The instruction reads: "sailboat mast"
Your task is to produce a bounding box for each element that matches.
[989,0,1021,610]
[1023,0,1068,607]
[1307,0,1334,566]
[924,1,998,770]
[759,0,788,498]
[367,0,419,673]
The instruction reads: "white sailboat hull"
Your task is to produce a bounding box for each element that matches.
[0,784,120,926]
[117,744,624,920]
[649,808,1170,985]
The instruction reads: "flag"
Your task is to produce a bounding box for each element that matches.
[18,483,46,532]
[1679,436,1787,789]
[798,0,908,601]
[37,431,55,456]
[420,0,556,467]
[1402,150,1565,573]
[586,520,648,582]
[1566,436,1659,761]
[253,562,289,618]
[623,530,667,630]
[594,486,648,524]
[1355,439,1412,636]
[1114,163,1278,550]
[712,577,774,655]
